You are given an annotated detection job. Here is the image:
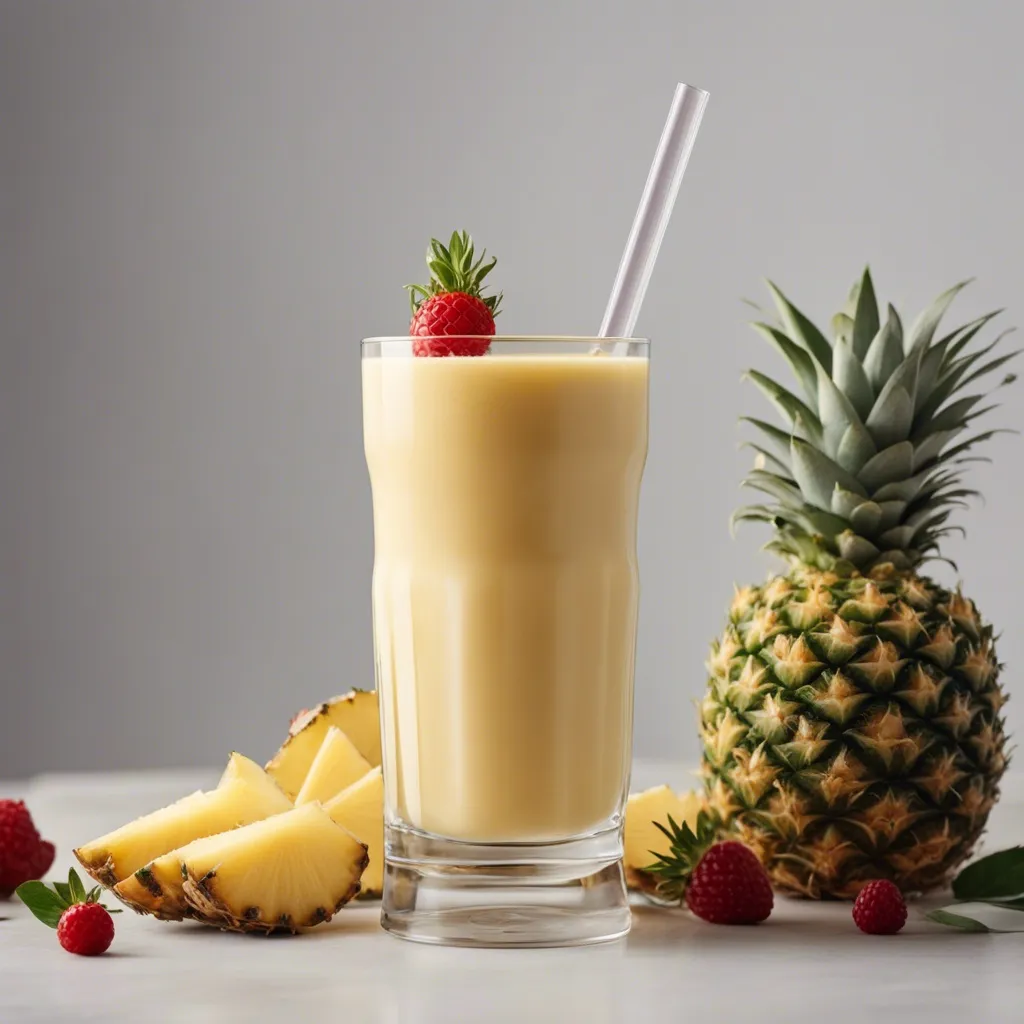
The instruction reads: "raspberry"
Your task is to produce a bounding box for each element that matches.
[852,879,907,934]
[57,902,116,956]
[405,231,501,356]
[0,800,55,898]
[685,841,774,925]
[410,292,494,356]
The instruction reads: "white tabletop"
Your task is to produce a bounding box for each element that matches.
[2,762,1023,1024]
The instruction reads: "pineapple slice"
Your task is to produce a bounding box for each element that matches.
[76,753,290,890]
[179,802,368,933]
[624,785,704,895]
[267,690,380,800]
[114,844,195,922]
[295,726,371,806]
[324,766,383,898]
[72,791,205,888]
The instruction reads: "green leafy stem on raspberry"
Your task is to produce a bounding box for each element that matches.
[405,230,502,319]
[643,810,722,903]
[16,867,122,929]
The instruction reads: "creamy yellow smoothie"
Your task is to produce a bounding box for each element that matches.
[363,348,648,843]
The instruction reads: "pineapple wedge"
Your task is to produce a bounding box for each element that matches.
[72,790,205,888]
[324,766,383,898]
[114,845,194,922]
[114,753,302,921]
[76,753,290,890]
[295,726,371,806]
[180,802,368,933]
[624,785,704,896]
[267,690,380,800]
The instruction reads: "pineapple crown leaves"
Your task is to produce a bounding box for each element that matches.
[405,230,503,317]
[737,268,1019,574]
[16,868,122,929]
[643,810,721,903]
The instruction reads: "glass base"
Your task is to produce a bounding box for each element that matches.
[380,823,631,948]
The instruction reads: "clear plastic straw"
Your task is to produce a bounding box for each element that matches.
[598,82,709,340]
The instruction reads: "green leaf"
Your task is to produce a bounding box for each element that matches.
[816,361,866,459]
[766,281,833,372]
[920,394,986,437]
[739,441,792,476]
[916,335,954,409]
[68,868,87,905]
[834,419,877,475]
[955,348,1022,395]
[740,416,796,458]
[741,296,774,320]
[875,499,908,530]
[836,531,880,565]
[927,901,1024,932]
[15,882,68,929]
[858,441,915,491]
[831,486,865,519]
[831,312,854,347]
[913,429,962,471]
[862,305,905,393]
[928,429,1016,469]
[52,882,72,905]
[849,500,882,536]
[941,310,1005,368]
[866,385,914,449]
[746,371,823,441]
[427,258,457,291]
[743,469,804,507]
[930,328,1016,413]
[790,437,867,509]
[731,506,777,533]
[794,505,851,536]
[926,907,992,932]
[877,523,917,549]
[904,280,972,353]
[953,846,1024,901]
[851,267,880,360]
[751,323,819,406]
[832,338,875,421]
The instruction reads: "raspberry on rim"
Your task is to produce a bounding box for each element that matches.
[406,230,502,357]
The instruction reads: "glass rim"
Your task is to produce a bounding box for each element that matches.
[362,335,649,349]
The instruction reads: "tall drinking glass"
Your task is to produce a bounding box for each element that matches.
[362,337,649,947]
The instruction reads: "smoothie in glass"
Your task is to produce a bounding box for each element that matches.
[363,342,649,845]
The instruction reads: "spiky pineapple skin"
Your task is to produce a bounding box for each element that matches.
[702,564,1007,899]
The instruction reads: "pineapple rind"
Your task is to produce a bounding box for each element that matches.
[181,864,364,935]
[86,754,290,900]
[178,803,368,934]
[73,790,208,888]
[267,690,380,800]
[114,865,190,921]
[704,568,1007,898]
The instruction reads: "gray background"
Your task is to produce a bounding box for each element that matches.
[2,0,1022,778]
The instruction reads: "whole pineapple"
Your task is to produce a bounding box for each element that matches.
[703,270,1014,899]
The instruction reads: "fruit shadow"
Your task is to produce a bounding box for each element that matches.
[172,908,383,941]
[626,901,991,951]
